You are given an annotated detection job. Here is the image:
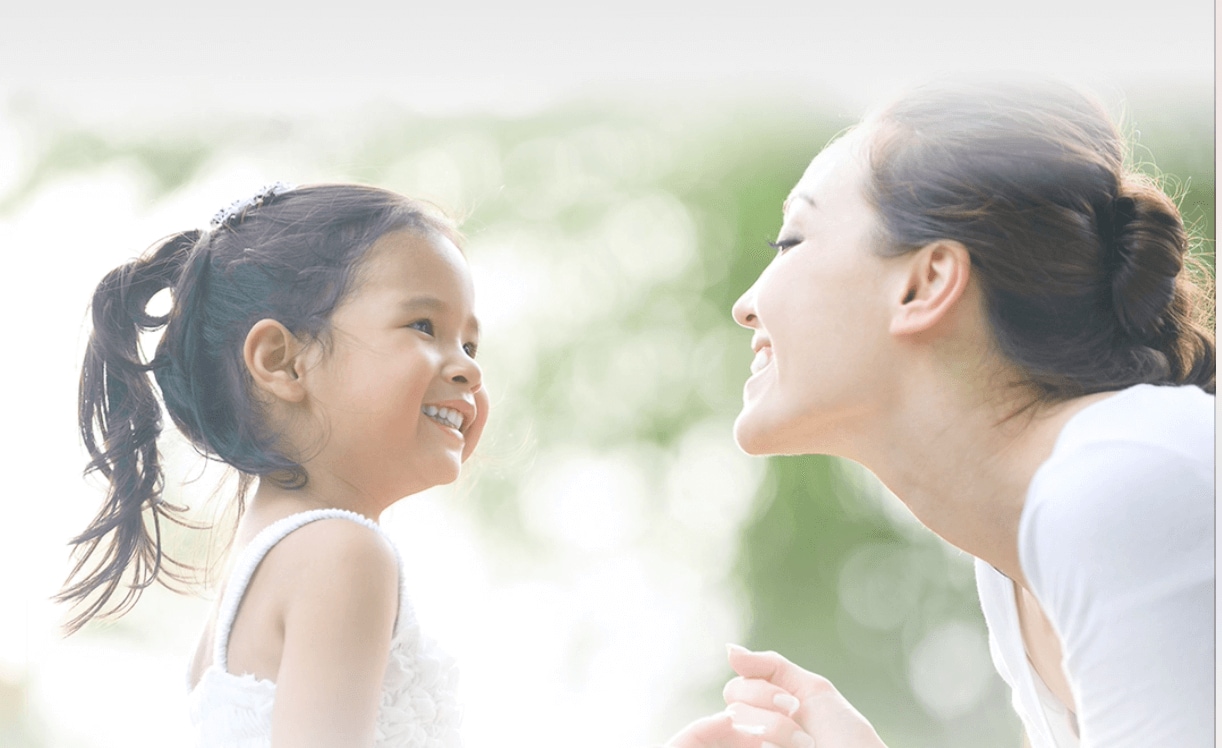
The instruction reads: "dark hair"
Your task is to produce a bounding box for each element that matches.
[861,79,1214,400]
[59,184,458,633]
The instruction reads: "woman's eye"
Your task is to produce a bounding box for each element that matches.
[768,237,802,254]
[463,342,478,358]
[408,319,434,336]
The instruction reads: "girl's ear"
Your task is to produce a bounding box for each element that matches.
[889,240,972,337]
[244,319,309,403]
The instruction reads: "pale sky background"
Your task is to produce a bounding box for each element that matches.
[0,0,1214,120]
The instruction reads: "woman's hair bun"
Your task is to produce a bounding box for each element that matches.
[1108,181,1185,342]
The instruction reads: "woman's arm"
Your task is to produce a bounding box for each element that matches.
[270,519,400,747]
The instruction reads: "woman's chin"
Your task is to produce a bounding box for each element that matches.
[733,411,780,456]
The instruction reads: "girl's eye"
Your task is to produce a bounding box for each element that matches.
[463,342,478,358]
[408,319,434,336]
[768,237,802,254]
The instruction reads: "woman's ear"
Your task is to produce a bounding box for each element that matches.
[243,319,309,403]
[889,240,972,337]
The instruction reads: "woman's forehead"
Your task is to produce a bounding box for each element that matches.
[785,133,869,216]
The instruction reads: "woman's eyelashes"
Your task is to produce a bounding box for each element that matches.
[768,236,803,254]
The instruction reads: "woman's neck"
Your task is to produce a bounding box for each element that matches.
[842,372,1107,588]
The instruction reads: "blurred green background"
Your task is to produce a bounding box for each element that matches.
[0,78,1210,747]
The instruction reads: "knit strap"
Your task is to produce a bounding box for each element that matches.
[213,508,404,672]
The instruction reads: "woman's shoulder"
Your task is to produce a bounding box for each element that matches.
[1019,385,1213,606]
[1050,383,1213,461]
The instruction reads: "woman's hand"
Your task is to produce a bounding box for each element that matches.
[723,645,889,748]
[664,709,813,748]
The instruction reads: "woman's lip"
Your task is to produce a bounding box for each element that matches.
[749,346,774,375]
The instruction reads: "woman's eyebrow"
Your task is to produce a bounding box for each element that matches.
[782,192,817,216]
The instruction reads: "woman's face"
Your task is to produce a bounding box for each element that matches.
[732,130,907,456]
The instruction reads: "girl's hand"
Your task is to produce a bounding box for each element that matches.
[724,645,889,748]
[664,709,813,748]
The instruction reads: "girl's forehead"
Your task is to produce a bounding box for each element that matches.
[364,230,469,280]
[346,230,476,314]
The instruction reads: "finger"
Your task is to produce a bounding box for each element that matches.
[726,644,835,701]
[726,702,815,748]
[659,708,733,743]
[723,676,802,717]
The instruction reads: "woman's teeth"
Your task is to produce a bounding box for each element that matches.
[422,405,464,430]
[750,347,773,375]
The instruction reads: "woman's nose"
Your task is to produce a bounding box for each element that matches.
[732,285,759,329]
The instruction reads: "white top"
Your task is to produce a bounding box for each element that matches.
[975,384,1215,747]
[187,509,463,748]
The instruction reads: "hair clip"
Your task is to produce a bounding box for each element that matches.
[209,182,295,228]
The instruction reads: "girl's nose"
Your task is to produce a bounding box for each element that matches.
[446,351,483,390]
[732,284,759,329]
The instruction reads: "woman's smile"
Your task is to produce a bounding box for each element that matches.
[749,342,773,376]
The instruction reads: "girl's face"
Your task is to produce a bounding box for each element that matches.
[731,131,906,457]
[303,229,488,502]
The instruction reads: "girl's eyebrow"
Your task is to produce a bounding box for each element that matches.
[398,296,447,311]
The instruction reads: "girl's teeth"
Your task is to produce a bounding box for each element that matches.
[421,405,463,430]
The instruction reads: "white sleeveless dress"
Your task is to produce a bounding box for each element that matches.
[187,508,463,747]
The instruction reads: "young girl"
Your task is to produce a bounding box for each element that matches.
[59,183,489,747]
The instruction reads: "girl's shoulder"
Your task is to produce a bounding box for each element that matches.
[251,510,401,598]
[223,508,402,640]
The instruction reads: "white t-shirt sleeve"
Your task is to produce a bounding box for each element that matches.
[1020,439,1214,747]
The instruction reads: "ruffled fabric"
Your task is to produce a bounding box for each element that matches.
[373,606,463,747]
[187,509,462,747]
[188,615,462,747]
[189,669,276,748]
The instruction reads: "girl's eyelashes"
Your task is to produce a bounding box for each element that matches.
[409,319,476,358]
[768,236,803,254]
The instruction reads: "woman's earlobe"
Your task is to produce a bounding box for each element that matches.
[244,319,308,403]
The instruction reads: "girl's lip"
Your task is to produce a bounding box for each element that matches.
[425,415,465,441]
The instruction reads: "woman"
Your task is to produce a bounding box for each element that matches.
[704,80,1214,747]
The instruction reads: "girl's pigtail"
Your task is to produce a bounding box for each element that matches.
[58,231,202,634]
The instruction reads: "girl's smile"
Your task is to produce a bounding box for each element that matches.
[294,228,488,507]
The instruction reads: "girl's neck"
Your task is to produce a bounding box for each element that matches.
[246,472,388,526]
[843,373,1109,588]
